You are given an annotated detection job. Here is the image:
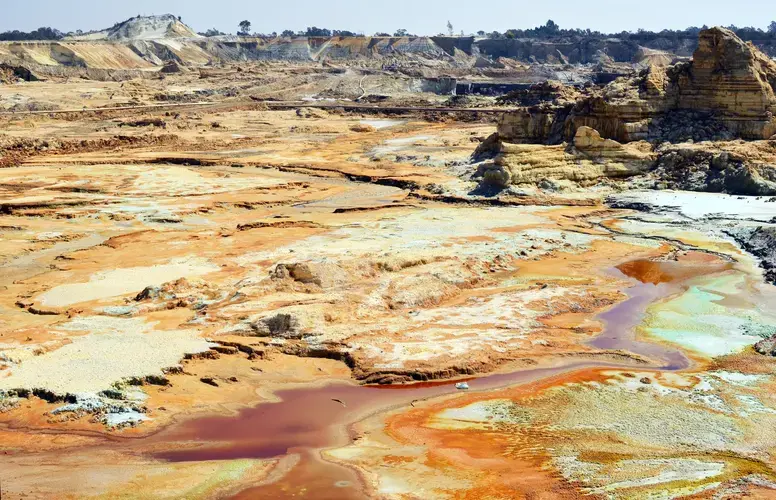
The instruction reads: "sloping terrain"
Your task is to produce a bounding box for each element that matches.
[69,14,201,41]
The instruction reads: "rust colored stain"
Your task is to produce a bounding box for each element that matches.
[617,255,731,285]
[379,369,620,499]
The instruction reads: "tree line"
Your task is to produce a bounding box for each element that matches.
[3,20,776,42]
[220,19,776,40]
[0,27,64,41]
[475,20,776,41]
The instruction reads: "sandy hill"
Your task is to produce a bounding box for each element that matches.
[69,14,200,41]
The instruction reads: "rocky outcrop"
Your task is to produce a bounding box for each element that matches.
[272,262,349,289]
[475,28,776,191]
[650,142,776,195]
[755,335,776,355]
[726,225,776,284]
[497,28,776,145]
[477,126,655,186]
[160,60,188,74]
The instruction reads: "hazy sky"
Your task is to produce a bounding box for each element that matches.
[3,0,775,35]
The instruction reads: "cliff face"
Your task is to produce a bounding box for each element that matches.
[5,28,776,71]
[675,28,776,138]
[475,37,645,64]
[498,28,776,145]
[477,126,655,187]
[477,28,776,192]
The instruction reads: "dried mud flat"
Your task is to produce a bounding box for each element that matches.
[1,73,776,500]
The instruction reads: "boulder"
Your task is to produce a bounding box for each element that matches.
[272,262,349,289]
[486,126,655,186]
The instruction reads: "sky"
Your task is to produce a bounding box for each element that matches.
[2,0,775,35]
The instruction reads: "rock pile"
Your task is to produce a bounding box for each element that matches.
[651,143,776,195]
[495,80,583,107]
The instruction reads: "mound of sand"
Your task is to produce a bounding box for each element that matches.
[69,14,200,41]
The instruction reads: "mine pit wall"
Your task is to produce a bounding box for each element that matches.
[415,77,457,95]
[0,63,42,81]
[458,81,534,96]
[188,36,466,62]
[0,58,158,81]
[0,41,156,69]
[475,37,639,64]
[2,33,775,74]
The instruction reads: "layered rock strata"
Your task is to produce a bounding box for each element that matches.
[477,126,654,187]
[497,28,776,145]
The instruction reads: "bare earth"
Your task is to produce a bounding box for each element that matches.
[2,50,776,500]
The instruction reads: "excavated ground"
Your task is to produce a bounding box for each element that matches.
[1,76,776,499]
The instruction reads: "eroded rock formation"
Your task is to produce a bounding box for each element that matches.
[497,27,776,145]
[477,126,655,187]
[478,28,776,190]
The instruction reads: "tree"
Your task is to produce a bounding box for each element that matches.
[281,30,295,37]
[394,28,408,37]
[238,20,251,36]
[769,21,776,34]
[305,26,332,37]
[477,30,486,36]
[374,32,390,37]
[0,27,63,41]
[447,20,454,36]
[200,28,225,37]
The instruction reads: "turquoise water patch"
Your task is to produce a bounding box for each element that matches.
[641,273,776,357]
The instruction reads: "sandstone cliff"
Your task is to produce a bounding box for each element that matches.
[497,28,776,145]
[475,28,776,192]
[477,126,655,187]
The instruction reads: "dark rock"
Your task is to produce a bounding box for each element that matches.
[251,313,302,338]
[200,377,219,387]
[135,286,161,301]
[210,345,239,355]
[755,335,776,356]
[726,226,776,285]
